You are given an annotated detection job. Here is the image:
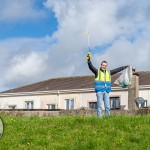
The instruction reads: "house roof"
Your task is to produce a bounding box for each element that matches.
[1,71,150,93]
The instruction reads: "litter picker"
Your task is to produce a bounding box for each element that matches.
[84,27,91,52]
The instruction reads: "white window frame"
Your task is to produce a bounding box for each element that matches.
[47,104,56,109]
[65,98,74,110]
[25,101,34,109]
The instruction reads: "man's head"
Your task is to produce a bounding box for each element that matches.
[101,61,108,71]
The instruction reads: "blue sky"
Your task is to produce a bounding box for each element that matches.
[0,0,150,91]
[0,1,57,39]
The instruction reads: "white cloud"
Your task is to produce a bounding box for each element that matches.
[0,37,52,88]
[3,52,46,87]
[0,0,46,22]
[44,0,150,70]
[93,37,150,70]
[0,0,150,90]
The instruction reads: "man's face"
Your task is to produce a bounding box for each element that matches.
[101,62,108,71]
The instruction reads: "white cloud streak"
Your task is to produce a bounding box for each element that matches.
[0,0,46,22]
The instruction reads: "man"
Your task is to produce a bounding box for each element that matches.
[87,52,128,118]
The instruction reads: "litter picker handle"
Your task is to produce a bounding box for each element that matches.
[87,30,91,52]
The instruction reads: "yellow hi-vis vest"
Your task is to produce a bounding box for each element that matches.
[94,69,112,92]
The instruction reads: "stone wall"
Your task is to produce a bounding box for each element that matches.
[0,108,149,117]
[0,109,60,117]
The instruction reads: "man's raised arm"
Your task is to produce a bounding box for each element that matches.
[87,52,98,76]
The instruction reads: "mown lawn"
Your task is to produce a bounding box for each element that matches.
[0,115,150,150]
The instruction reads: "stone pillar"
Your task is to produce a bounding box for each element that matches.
[128,73,139,110]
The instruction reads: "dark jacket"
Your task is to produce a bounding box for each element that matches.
[88,60,127,78]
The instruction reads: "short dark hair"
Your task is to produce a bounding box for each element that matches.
[101,61,107,65]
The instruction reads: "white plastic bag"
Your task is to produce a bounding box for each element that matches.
[114,66,133,88]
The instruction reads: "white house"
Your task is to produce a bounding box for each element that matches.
[0,71,150,110]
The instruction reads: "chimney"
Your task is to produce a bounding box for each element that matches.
[128,72,139,111]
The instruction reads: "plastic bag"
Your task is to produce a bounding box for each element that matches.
[114,66,133,88]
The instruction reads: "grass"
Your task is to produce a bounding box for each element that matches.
[0,115,150,150]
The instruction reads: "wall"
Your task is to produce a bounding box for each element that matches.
[40,95,58,109]
[0,88,149,110]
[59,93,82,109]
[81,91,128,110]
[139,89,150,106]
[0,109,149,117]
[0,95,40,109]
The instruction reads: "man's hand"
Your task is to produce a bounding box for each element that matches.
[86,52,91,61]
[125,65,136,72]
[125,65,129,68]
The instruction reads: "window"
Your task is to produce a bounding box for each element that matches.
[140,100,147,108]
[110,97,120,110]
[8,105,16,109]
[25,101,33,109]
[89,102,97,109]
[65,99,74,110]
[47,104,56,109]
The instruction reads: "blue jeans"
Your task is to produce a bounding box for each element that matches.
[96,91,110,118]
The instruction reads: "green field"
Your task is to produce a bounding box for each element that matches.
[0,115,150,150]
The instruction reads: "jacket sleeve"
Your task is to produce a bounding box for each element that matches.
[87,60,98,77]
[110,66,127,75]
